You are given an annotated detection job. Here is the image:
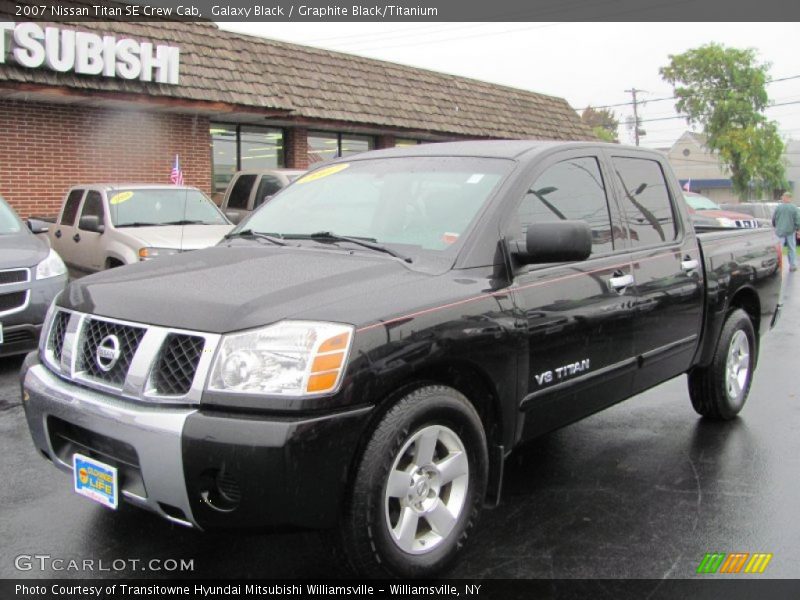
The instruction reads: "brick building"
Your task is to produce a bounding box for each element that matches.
[0,15,592,217]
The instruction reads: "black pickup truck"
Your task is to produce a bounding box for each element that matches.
[21,141,781,577]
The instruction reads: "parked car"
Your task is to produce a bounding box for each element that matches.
[683,191,759,229]
[220,169,307,224]
[720,201,781,228]
[0,195,67,357]
[48,185,233,276]
[22,142,781,577]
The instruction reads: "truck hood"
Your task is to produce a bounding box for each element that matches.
[0,230,49,270]
[60,245,429,333]
[119,224,234,250]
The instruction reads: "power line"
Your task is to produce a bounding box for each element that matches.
[576,74,800,113]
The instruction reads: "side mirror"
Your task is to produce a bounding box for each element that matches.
[78,215,105,234]
[27,219,49,234]
[513,220,592,265]
[225,211,241,224]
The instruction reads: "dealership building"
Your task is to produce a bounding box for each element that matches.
[0,15,592,217]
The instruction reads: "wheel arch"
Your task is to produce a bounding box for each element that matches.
[343,360,508,513]
[728,286,761,336]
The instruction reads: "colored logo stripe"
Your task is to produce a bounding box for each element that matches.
[744,553,773,574]
[697,553,772,574]
[719,553,749,574]
[697,553,726,574]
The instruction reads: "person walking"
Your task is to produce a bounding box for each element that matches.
[773,192,800,272]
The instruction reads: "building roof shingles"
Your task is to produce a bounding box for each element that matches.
[0,11,592,140]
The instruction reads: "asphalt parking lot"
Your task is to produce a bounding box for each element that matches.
[2,266,799,581]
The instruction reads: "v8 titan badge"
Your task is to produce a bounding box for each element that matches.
[73,453,118,509]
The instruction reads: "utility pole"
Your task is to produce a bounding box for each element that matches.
[625,87,646,146]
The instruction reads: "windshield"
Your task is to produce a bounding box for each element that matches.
[240,157,512,253]
[0,197,23,235]
[108,189,228,227]
[684,193,719,211]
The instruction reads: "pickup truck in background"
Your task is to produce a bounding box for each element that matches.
[220,169,306,224]
[48,185,233,276]
[683,191,760,230]
[22,142,781,577]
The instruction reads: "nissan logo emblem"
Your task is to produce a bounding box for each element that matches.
[95,334,121,372]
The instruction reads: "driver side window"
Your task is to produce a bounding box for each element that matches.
[514,156,616,255]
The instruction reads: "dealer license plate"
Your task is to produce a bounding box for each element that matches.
[73,453,118,509]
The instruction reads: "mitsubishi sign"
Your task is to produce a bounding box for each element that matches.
[0,22,180,85]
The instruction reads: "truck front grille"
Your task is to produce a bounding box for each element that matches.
[77,319,146,387]
[43,309,218,405]
[0,290,28,313]
[736,220,758,229]
[152,334,205,396]
[50,311,70,363]
[0,268,29,285]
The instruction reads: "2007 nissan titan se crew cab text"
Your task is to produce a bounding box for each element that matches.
[21,142,781,577]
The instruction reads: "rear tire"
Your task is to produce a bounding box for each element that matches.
[689,308,756,420]
[337,385,488,578]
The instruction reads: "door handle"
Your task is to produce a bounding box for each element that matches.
[608,273,634,292]
[55,230,62,238]
[72,233,80,242]
[681,258,699,272]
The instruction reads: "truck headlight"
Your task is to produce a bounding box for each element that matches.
[35,249,67,279]
[138,247,180,260]
[716,217,736,228]
[208,321,354,396]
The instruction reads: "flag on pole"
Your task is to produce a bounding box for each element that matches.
[170,154,184,185]
[682,179,691,192]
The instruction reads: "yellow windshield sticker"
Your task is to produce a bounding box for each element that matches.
[297,163,350,184]
[109,191,134,205]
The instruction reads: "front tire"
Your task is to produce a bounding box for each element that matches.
[338,385,488,577]
[689,308,756,420]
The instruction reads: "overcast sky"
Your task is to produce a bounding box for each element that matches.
[217,22,800,149]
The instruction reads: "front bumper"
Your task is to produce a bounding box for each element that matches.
[22,356,373,531]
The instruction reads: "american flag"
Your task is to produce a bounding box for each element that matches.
[170,154,184,185]
[683,179,691,192]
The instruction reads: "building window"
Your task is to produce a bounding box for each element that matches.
[240,127,284,171]
[210,124,284,193]
[395,138,421,147]
[308,132,374,165]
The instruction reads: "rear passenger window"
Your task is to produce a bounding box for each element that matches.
[612,157,678,246]
[60,189,84,226]
[79,191,104,223]
[515,156,616,254]
[227,175,257,210]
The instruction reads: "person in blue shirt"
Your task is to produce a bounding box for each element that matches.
[773,192,800,272]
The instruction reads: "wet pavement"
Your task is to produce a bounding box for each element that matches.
[1,267,799,581]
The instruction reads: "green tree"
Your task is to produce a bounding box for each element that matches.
[660,43,786,199]
[581,106,619,143]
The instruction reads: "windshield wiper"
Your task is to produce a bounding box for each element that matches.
[162,219,208,225]
[289,231,412,263]
[116,222,160,228]
[223,229,287,246]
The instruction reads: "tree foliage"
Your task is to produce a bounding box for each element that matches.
[660,43,786,198]
[581,106,619,143]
